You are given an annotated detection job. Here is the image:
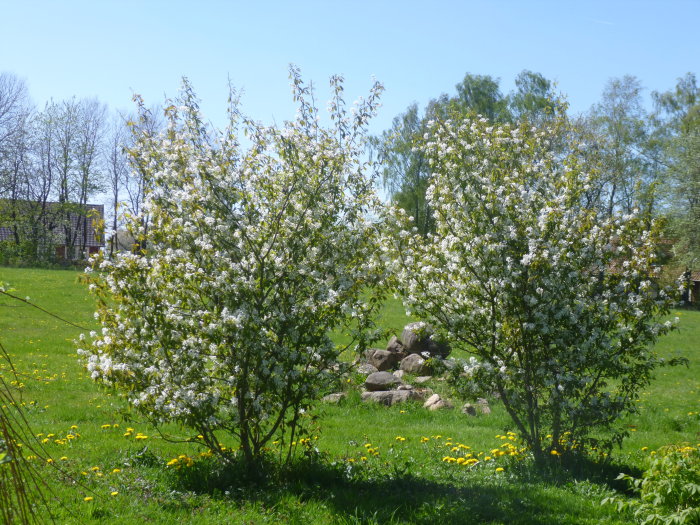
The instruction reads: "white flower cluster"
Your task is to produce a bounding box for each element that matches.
[385,114,677,457]
[79,72,387,460]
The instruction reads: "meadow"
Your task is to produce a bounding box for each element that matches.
[0,266,698,524]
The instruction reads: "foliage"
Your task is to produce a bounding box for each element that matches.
[653,73,700,270]
[79,70,387,471]
[385,112,680,465]
[603,444,700,525]
[374,70,560,235]
[584,76,661,219]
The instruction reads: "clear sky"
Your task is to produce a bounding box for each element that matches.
[1,0,698,135]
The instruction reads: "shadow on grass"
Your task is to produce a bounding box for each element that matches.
[165,452,634,524]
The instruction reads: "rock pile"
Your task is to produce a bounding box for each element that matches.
[321,322,493,415]
[356,323,454,409]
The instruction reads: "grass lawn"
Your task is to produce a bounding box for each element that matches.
[1,266,698,524]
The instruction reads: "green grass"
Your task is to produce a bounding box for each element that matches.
[0,266,698,524]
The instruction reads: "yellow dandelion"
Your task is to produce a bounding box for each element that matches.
[496,467,505,472]
[110,491,119,497]
[83,496,93,502]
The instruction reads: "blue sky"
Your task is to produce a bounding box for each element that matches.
[1,0,698,135]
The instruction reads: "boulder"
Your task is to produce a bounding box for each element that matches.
[401,322,450,358]
[369,349,399,371]
[357,363,378,375]
[321,392,346,404]
[361,390,421,406]
[461,403,477,416]
[400,354,428,374]
[386,335,405,354]
[424,393,453,411]
[476,398,491,415]
[393,370,405,380]
[364,371,400,392]
[414,376,432,384]
[462,399,491,415]
[401,322,428,354]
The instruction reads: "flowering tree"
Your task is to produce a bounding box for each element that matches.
[387,114,678,465]
[79,70,386,470]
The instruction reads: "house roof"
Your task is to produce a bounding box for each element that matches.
[690,271,700,282]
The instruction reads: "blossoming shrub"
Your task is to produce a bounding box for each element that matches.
[387,113,678,464]
[80,70,387,469]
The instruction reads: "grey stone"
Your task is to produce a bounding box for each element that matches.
[402,322,427,354]
[386,335,405,354]
[364,371,400,392]
[393,370,405,380]
[400,353,428,374]
[476,398,491,415]
[401,322,451,358]
[423,393,441,408]
[414,376,432,384]
[361,390,411,406]
[424,393,453,411]
[396,384,414,391]
[429,399,453,411]
[357,363,378,375]
[321,392,347,404]
[462,403,477,416]
[369,349,399,371]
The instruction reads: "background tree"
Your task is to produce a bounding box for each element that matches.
[653,73,700,271]
[104,114,130,257]
[376,70,558,234]
[509,70,561,125]
[453,73,510,122]
[585,76,660,219]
